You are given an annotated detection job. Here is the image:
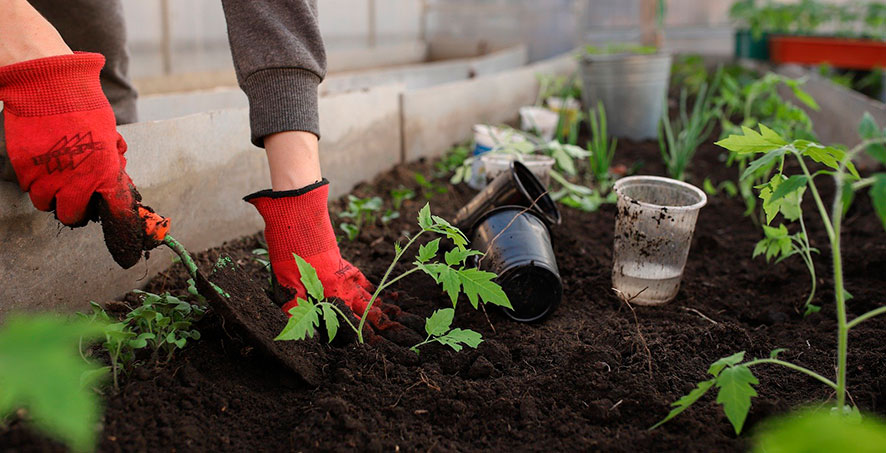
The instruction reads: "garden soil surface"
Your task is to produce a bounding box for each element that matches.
[3,134,886,452]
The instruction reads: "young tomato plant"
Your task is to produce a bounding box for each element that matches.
[78,302,151,391]
[414,172,448,200]
[276,203,511,345]
[0,315,108,452]
[653,123,886,435]
[339,195,382,240]
[410,308,483,354]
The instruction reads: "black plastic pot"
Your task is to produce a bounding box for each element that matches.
[454,161,561,235]
[470,206,562,323]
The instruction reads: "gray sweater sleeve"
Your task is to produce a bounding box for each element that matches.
[220,0,327,147]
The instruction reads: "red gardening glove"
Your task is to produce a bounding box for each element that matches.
[245,180,401,330]
[0,52,158,268]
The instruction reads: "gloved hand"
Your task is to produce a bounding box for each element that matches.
[0,52,158,268]
[245,180,404,331]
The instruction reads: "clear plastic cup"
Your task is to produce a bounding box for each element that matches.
[481,153,555,187]
[611,176,707,305]
[519,106,559,141]
[469,125,527,189]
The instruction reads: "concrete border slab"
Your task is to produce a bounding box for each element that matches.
[0,84,404,316]
[401,53,577,162]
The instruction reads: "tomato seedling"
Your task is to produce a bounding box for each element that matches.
[409,308,483,354]
[339,195,383,241]
[277,203,511,345]
[652,123,886,434]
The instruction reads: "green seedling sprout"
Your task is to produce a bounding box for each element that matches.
[276,203,511,345]
[414,172,448,200]
[587,101,618,196]
[390,187,416,210]
[652,123,886,434]
[659,70,722,181]
[339,195,383,241]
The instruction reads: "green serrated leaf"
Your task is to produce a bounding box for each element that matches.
[0,316,107,452]
[871,174,886,230]
[742,148,786,181]
[419,263,461,305]
[800,143,859,179]
[753,409,886,453]
[418,203,433,230]
[444,248,483,267]
[715,365,759,435]
[293,254,324,301]
[716,125,787,155]
[417,238,441,263]
[650,379,716,430]
[436,328,483,351]
[708,351,746,377]
[320,304,339,343]
[275,299,319,341]
[457,268,512,309]
[770,175,808,202]
[425,308,455,337]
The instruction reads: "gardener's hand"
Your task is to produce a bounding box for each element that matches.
[246,180,412,333]
[0,52,159,268]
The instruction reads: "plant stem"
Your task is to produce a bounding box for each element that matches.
[379,267,422,290]
[743,358,838,390]
[795,154,836,242]
[847,306,886,329]
[162,235,198,281]
[356,231,426,343]
[831,174,848,408]
[797,215,817,309]
[323,303,360,334]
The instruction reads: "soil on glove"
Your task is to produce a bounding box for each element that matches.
[3,134,886,452]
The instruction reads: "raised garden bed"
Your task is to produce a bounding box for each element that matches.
[2,118,885,450]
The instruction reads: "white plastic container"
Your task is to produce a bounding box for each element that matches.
[545,97,581,137]
[480,153,555,188]
[611,176,707,305]
[469,125,526,189]
[519,106,559,141]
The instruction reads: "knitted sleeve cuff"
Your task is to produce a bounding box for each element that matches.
[240,67,321,148]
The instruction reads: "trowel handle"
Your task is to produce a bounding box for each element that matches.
[138,205,171,242]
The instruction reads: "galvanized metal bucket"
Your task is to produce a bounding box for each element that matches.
[579,52,672,141]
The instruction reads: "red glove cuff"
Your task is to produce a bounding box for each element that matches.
[245,179,338,263]
[0,52,109,117]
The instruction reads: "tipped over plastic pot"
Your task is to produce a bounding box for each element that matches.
[470,206,562,322]
[453,161,561,235]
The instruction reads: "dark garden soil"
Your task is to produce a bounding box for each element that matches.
[3,134,886,452]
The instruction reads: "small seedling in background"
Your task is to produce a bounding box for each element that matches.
[381,209,400,224]
[434,145,471,177]
[587,101,618,195]
[653,123,886,435]
[702,177,738,198]
[671,54,709,95]
[659,70,722,181]
[410,308,483,354]
[339,195,382,241]
[277,203,511,345]
[128,290,204,362]
[390,187,416,210]
[0,315,108,452]
[78,302,151,391]
[251,248,273,286]
[414,172,448,200]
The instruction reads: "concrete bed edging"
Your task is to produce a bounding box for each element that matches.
[1,51,576,315]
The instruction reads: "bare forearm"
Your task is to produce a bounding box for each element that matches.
[264,131,322,191]
[0,0,71,66]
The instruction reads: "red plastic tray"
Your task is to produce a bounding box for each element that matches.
[769,35,886,70]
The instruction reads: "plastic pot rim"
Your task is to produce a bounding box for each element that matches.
[580,51,672,64]
[613,175,707,212]
[511,162,562,225]
[469,204,552,235]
